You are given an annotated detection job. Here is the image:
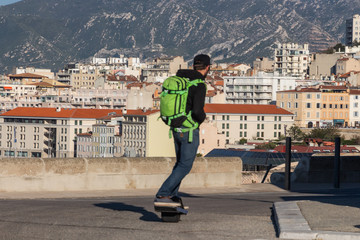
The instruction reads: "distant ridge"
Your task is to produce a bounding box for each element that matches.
[0,0,359,73]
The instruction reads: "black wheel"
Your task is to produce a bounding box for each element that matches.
[161,212,181,222]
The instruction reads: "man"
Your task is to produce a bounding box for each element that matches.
[154,54,210,206]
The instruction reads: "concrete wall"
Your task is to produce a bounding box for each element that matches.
[0,157,242,192]
[292,153,360,183]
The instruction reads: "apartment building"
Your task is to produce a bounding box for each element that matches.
[9,73,48,84]
[142,56,188,82]
[277,86,350,128]
[277,88,322,128]
[223,72,297,104]
[15,67,55,79]
[274,43,310,78]
[345,14,360,46]
[0,107,124,158]
[204,104,294,144]
[77,109,176,158]
[349,89,360,127]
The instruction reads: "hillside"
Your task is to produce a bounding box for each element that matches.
[0,0,359,73]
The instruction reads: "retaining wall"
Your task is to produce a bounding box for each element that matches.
[0,157,242,192]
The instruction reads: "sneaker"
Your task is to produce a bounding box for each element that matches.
[154,196,181,207]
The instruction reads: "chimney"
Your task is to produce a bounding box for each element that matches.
[56,107,61,112]
[123,108,127,115]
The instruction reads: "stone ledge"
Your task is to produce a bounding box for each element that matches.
[0,157,242,192]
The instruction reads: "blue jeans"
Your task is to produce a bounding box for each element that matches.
[156,128,200,197]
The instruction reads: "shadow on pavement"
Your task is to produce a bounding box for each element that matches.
[94,202,161,222]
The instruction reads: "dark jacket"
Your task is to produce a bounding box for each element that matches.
[175,69,207,126]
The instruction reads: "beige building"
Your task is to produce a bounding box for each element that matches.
[9,73,48,84]
[77,109,175,158]
[142,56,188,82]
[198,120,226,156]
[309,53,343,79]
[204,104,294,143]
[253,57,275,72]
[336,57,360,75]
[277,88,322,128]
[277,86,350,128]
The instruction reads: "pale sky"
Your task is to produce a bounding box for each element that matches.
[0,0,22,6]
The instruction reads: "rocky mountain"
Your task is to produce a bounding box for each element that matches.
[0,0,359,73]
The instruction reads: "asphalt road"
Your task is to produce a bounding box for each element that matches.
[0,189,358,240]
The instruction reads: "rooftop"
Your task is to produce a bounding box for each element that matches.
[204,104,293,115]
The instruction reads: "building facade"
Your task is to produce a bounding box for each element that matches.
[274,43,310,78]
[345,14,360,46]
[223,72,297,104]
[204,104,294,144]
[277,86,350,128]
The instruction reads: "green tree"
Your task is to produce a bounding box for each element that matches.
[306,127,340,141]
[255,142,277,150]
[286,125,304,141]
[321,43,345,53]
[238,138,247,145]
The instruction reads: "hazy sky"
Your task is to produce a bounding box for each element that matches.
[0,0,21,6]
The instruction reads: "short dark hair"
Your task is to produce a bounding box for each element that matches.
[193,54,211,70]
[194,64,208,70]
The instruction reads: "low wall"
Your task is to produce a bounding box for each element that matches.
[291,153,360,183]
[0,157,242,192]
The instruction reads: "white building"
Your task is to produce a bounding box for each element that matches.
[204,104,294,144]
[223,72,297,104]
[349,89,360,127]
[346,14,360,46]
[274,43,310,78]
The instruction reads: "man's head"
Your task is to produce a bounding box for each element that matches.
[193,54,211,76]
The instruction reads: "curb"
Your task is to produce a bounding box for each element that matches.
[273,201,360,240]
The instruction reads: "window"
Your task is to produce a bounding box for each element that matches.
[226,123,229,129]
[240,124,243,129]
[261,124,264,129]
[316,94,321,99]
[80,120,83,125]
[257,124,260,129]
[75,120,78,125]
[323,104,326,108]
[316,103,320,108]
[274,124,277,130]
[306,103,311,108]
[222,123,225,129]
[295,102,298,108]
[244,124,247,129]
[307,94,311,99]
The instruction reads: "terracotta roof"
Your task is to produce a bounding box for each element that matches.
[338,71,360,78]
[124,109,159,116]
[9,73,46,78]
[206,90,217,97]
[77,133,92,136]
[350,89,360,95]
[320,85,347,90]
[0,107,159,118]
[204,104,293,115]
[27,82,54,88]
[278,88,320,93]
[126,82,153,89]
[274,145,359,153]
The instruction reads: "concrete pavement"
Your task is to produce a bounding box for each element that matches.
[0,183,359,240]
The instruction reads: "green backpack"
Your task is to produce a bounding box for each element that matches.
[160,76,205,142]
